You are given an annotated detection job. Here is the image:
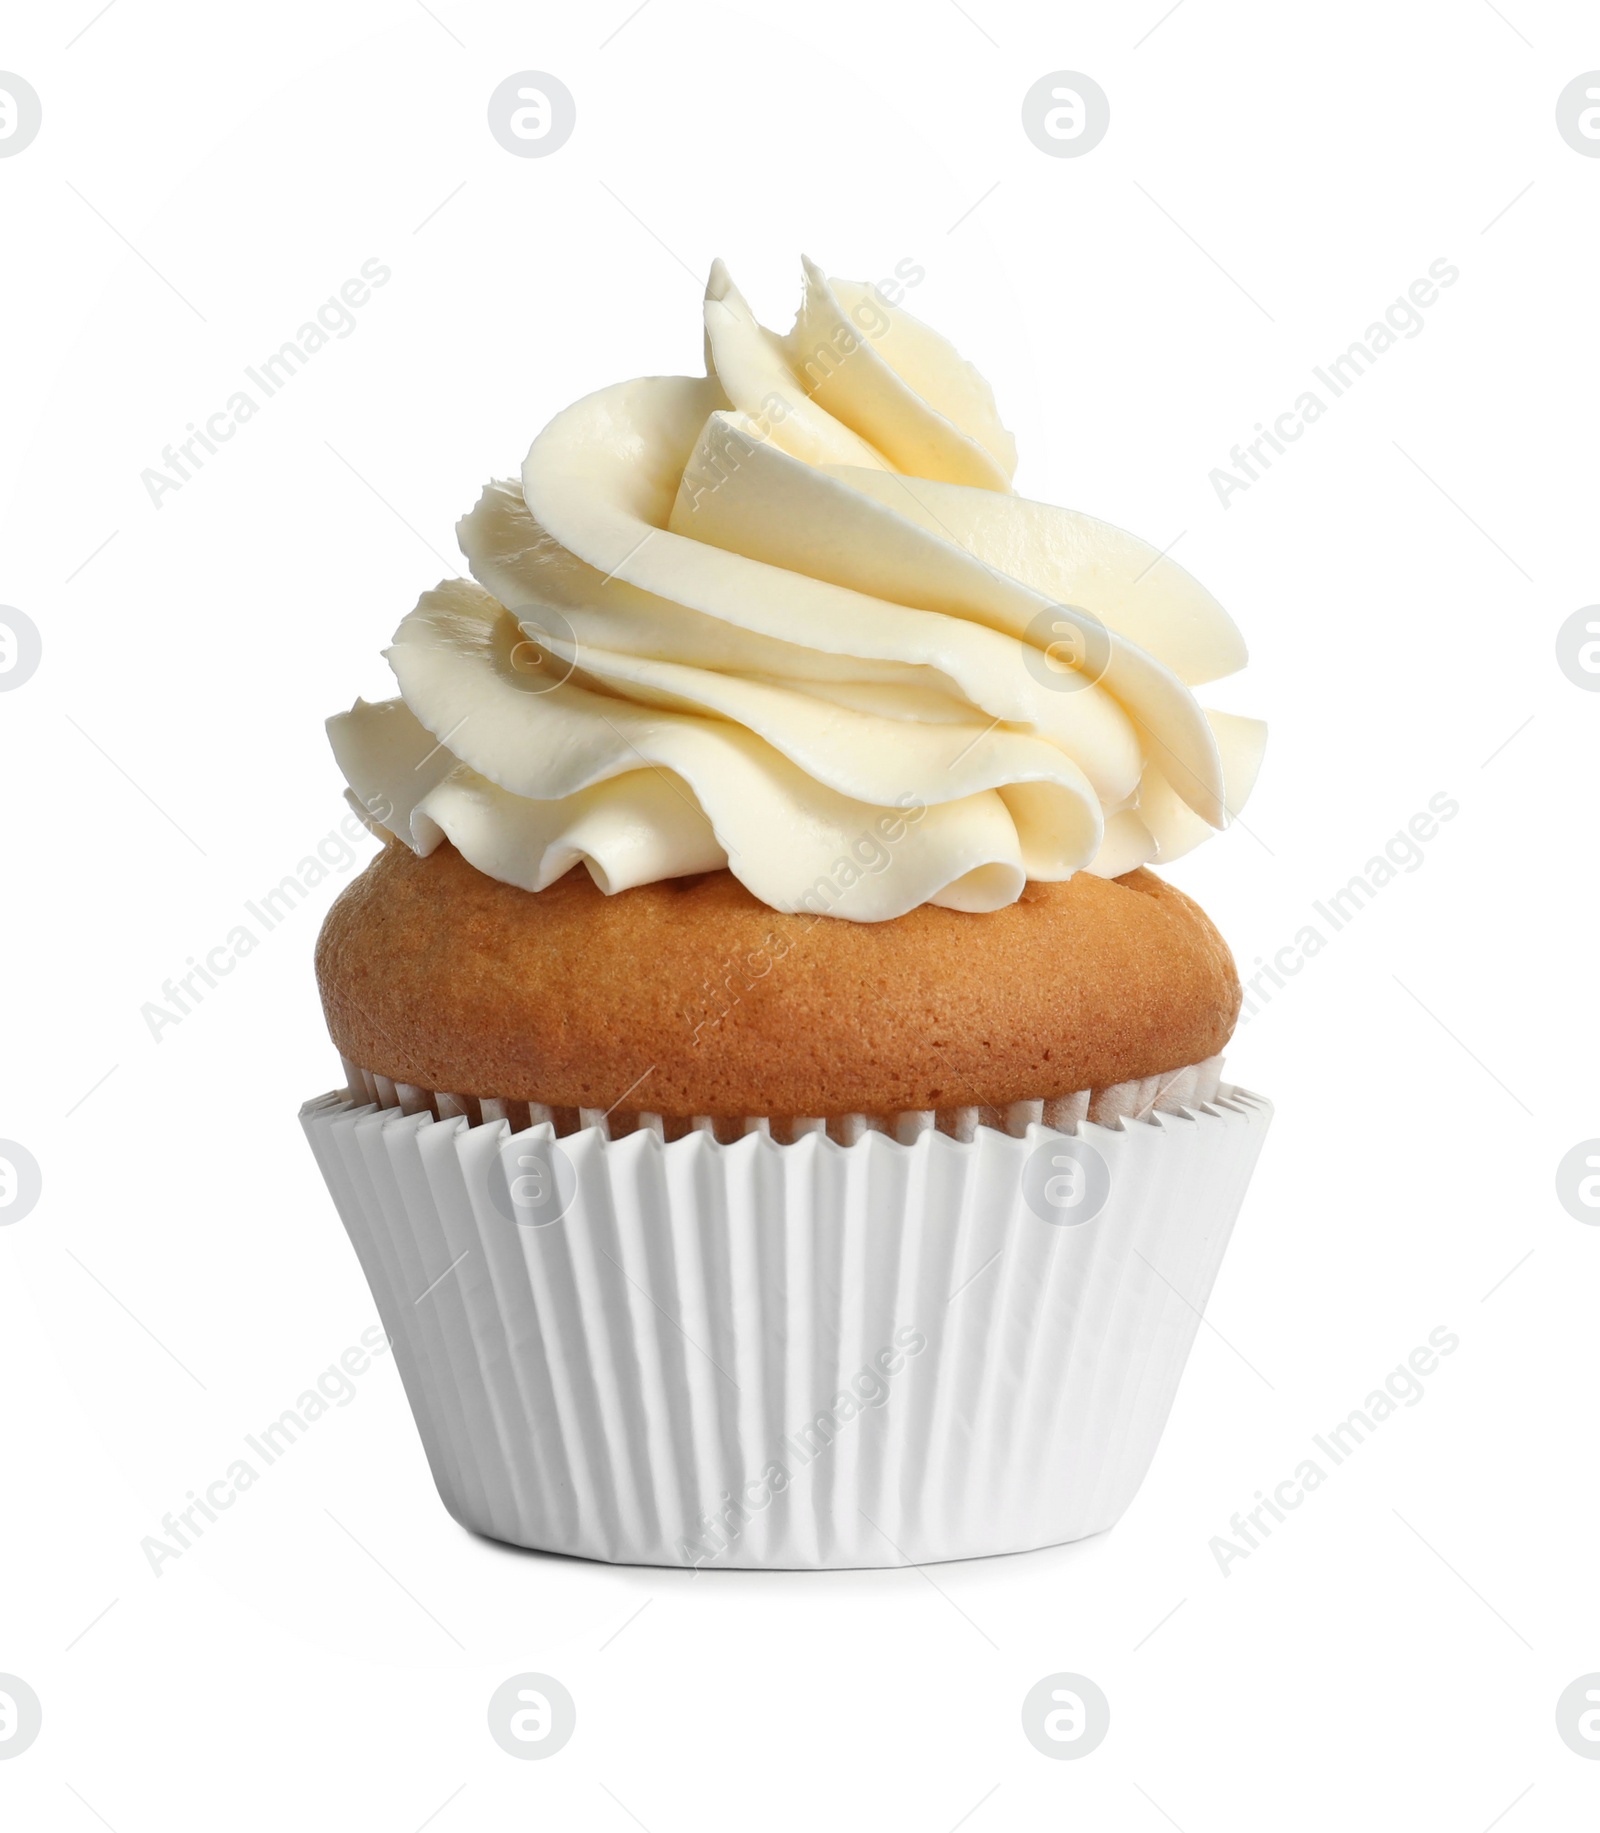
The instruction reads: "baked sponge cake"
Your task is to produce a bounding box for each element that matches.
[301,254,1272,1569]
[318,842,1241,1127]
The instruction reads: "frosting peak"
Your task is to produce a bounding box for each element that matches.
[329,258,1263,920]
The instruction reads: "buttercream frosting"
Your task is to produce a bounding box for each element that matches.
[329,257,1263,920]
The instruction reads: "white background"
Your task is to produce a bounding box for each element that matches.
[2,0,1598,1826]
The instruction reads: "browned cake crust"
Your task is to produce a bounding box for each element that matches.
[316,841,1241,1120]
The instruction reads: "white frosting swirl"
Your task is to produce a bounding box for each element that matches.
[329,257,1263,920]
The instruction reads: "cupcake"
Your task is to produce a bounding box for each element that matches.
[303,256,1271,1568]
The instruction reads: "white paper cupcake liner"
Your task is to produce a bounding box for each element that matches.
[300,1067,1271,1568]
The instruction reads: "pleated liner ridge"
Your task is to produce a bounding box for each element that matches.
[300,1083,1272,1569]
